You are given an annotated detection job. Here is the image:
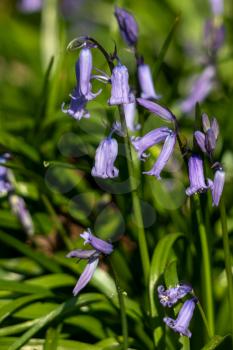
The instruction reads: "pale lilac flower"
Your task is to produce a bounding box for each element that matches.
[76,48,101,101]
[144,131,176,179]
[62,89,90,120]
[137,63,161,100]
[137,98,175,122]
[163,298,198,338]
[67,229,113,295]
[180,65,216,114]
[0,154,12,195]
[209,0,224,15]
[9,194,34,236]
[158,284,192,308]
[114,6,138,47]
[91,137,119,179]
[123,100,141,131]
[18,0,42,13]
[108,64,134,105]
[80,228,113,255]
[131,127,171,160]
[186,155,211,196]
[211,164,225,206]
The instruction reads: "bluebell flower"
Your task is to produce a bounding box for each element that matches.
[137,63,161,100]
[18,0,42,13]
[209,0,224,15]
[137,98,175,122]
[0,154,13,195]
[158,284,192,307]
[204,20,225,54]
[211,163,225,206]
[62,89,90,120]
[67,229,113,295]
[75,48,102,101]
[186,155,212,196]
[194,113,219,156]
[114,6,138,47]
[163,297,198,338]
[9,194,34,236]
[143,131,176,179]
[131,127,171,160]
[91,136,119,179]
[108,64,134,105]
[123,100,141,132]
[180,65,216,114]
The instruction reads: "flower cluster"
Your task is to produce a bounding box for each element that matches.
[158,284,197,338]
[186,113,225,206]
[66,228,113,295]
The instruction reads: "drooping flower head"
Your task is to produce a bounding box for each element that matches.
[137,63,161,100]
[131,127,171,160]
[108,64,134,105]
[91,136,119,179]
[67,229,113,295]
[18,0,42,13]
[204,20,225,54]
[211,163,225,206]
[76,47,102,101]
[143,131,176,179]
[209,0,224,16]
[186,154,212,196]
[180,65,216,114]
[114,6,139,47]
[62,89,90,121]
[137,98,175,122]
[163,297,198,338]
[158,284,192,308]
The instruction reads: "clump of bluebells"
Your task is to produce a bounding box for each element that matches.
[61,2,226,340]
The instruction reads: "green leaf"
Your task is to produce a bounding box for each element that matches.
[0,294,51,323]
[44,325,61,350]
[201,335,228,350]
[149,232,185,317]
[0,280,53,295]
[0,231,61,273]
[27,273,76,289]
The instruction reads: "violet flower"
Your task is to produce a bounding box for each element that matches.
[8,194,34,236]
[18,0,42,13]
[204,20,225,54]
[137,98,175,122]
[163,297,198,338]
[91,137,119,179]
[123,100,141,132]
[114,6,138,47]
[131,127,171,160]
[158,284,192,308]
[211,163,225,206]
[76,48,101,101]
[108,64,134,105]
[0,154,12,195]
[67,229,113,295]
[137,63,161,100]
[209,0,224,15]
[186,155,211,196]
[62,89,90,120]
[180,65,216,114]
[143,131,176,179]
[194,113,219,156]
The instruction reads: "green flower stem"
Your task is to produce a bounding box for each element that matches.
[180,336,190,350]
[118,105,150,285]
[109,257,128,350]
[220,199,233,341]
[197,301,211,339]
[194,195,214,337]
